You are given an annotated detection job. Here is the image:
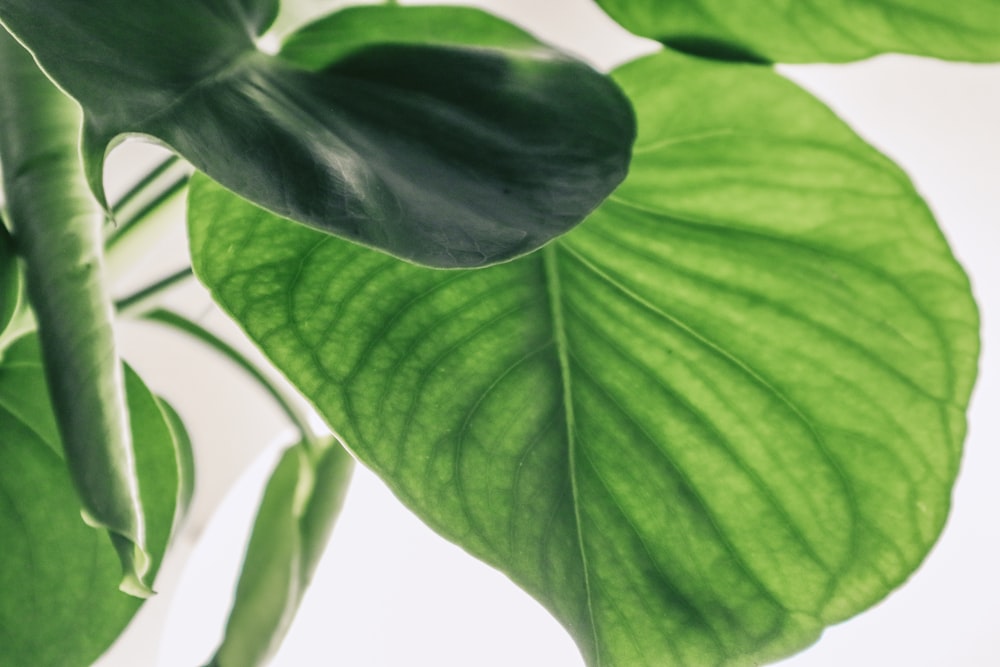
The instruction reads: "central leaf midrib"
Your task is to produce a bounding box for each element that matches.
[542,243,602,664]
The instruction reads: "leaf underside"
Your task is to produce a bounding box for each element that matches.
[0,3,634,267]
[189,48,977,666]
[595,0,1000,63]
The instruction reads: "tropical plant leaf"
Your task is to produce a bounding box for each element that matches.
[595,0,1000,63]
[0,28,151,594]
[0,3,634,267]
[0,334,187,667]
[188,49,977,666]
[207,437,354,667]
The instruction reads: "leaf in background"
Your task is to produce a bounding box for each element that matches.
[0,28,151,594]
[0,335,187,667]
[595,0,1000,63]
[207,437,354,667]
[189,47,978,666]
[0,3,634,267]
[0,220,20,338]
[157,397,197,536]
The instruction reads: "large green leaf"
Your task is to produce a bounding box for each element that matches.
[188,49,977,666]
[0,3,634,267]
[0,335,187,667]
[0,28,151,594]
[595,0,1000,63]
[208,437,354,667]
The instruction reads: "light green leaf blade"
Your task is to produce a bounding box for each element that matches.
[208,438,354,667]
[595,0,1000,63]
[0,335,185,666]
[0,3,634,267]
[0,28,151,594]
[188,50,977,666]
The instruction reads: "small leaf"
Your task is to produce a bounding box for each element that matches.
[0,28,151,594]
[157,396,197,536]
[0,3,634,267]
[595,0,1000,63]
[0,335,185,667]
[189,48,978,666]
[208,438,354,667]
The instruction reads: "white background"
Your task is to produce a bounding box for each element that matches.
[92,1,1000,666]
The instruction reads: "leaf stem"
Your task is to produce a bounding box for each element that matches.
[106,172,190,249]
[114,267,195,316]
[140,308,322,449]
[109,154,181,220]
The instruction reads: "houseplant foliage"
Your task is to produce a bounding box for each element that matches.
[0,1,991,666]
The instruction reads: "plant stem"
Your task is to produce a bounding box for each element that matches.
[110,154,180,220]
[140,307,322,449]
[114,267,194,316]
[106,172,190,249]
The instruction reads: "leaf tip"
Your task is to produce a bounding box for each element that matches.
[107,526,155,599]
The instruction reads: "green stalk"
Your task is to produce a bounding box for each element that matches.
[0,29,152,596]
[138,307,321,449]
[109,154,180,220]
[114,267,194,316]
[106,171,189,248]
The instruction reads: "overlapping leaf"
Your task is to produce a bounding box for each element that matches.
[208,437,354,667]
[596,0,1000,63]
[0,3,634,267]
[0,335,188,667]
[189,48,977,666]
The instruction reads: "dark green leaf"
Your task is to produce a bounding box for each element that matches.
[208,438,354,667]
[0,219,20,339]
[595,0,1000,63]
[0,3,634,267]
[0,28,151,594]
[189,48,978,666]
[0,335,185,667]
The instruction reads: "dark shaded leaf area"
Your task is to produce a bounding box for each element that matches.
[0,3,634,267]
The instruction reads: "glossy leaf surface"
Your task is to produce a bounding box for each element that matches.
[0,335,186,666]
[596,0,1000,63]
[0,3,634,267]
[208,438,354,667]
[0,28,150,594]
[189,50,977,665]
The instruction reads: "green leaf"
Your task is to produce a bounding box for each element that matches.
[208,438,354,667]
[188,49,978,666]
[0,334,186,667]
[595,0,1000,63]
[157,396,197,532]
[0,4,634,267]
[0,28,151,595]
[0,219,20,339]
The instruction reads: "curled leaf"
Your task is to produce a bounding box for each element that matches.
[0,27,151,594]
